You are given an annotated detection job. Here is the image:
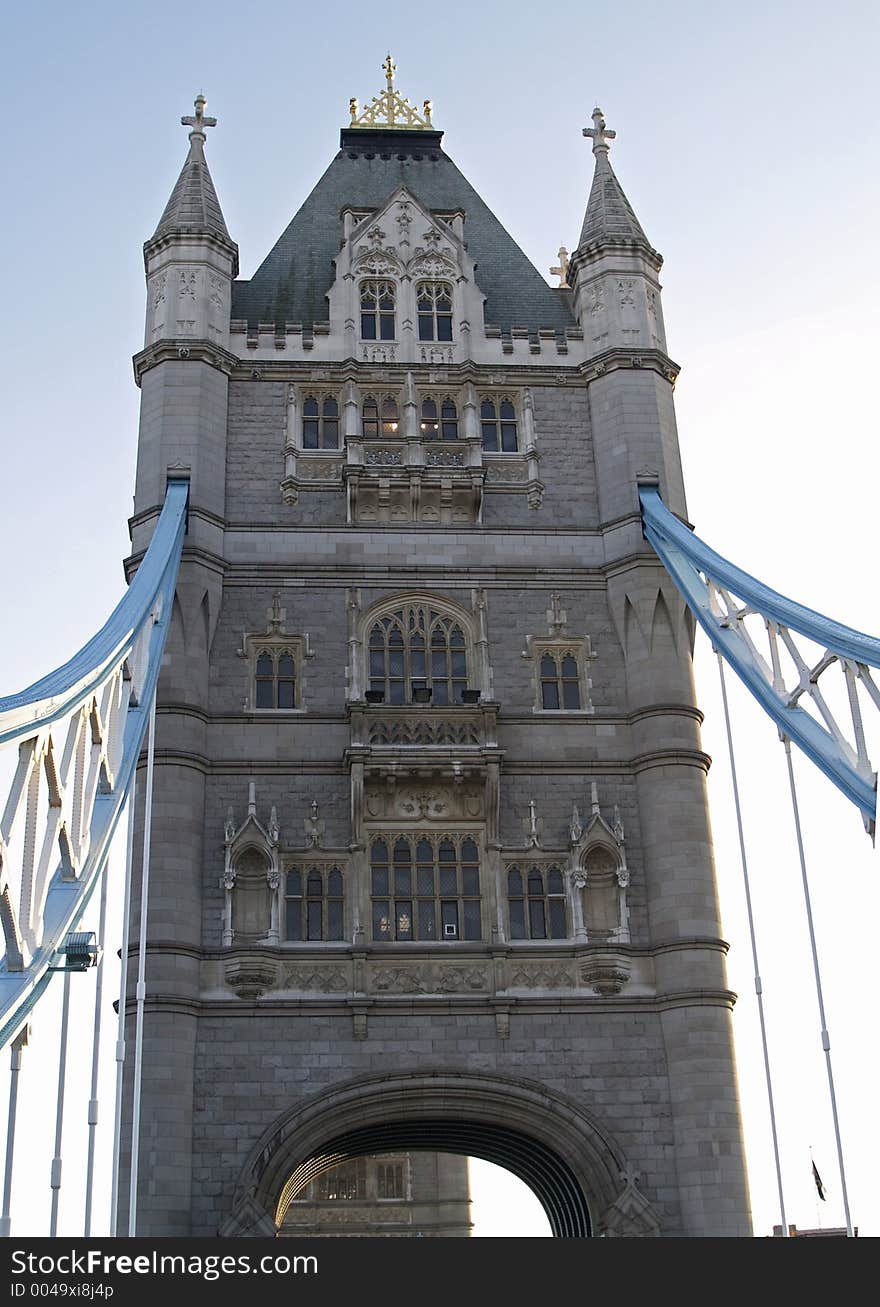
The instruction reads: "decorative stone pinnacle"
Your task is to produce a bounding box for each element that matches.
[550,246,570,288]
[348,57,434,130]
[181,93,217,140]
[583,106,616,156]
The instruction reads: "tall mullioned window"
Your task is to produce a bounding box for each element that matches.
[540,653,581,709]
[285,865,344,941]
[360,280,396,340]
[370,836,481,941]
[302,395,339,449]
[507,866,567,940]
[255,649,296,709]
[368,603,468,704]
[417,282,454,341]
[480,397,518,451]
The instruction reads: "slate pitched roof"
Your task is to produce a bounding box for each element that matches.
[577,150,656,255]
[151,136,233,244]
[232,129,575,334]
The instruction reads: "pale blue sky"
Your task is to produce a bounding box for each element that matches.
[1,0,878,1238]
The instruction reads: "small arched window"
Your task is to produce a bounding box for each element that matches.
[508,865,567,940]
[255,649,296,709]
[417,282,454,341]
[361,280,396,340]
[480,397,518,452]
[382,396,400,435]
[368,603,469,704]
[421,397,439,438]
[440,398,459,440]
[302,395,339,449]
[540,653,581,710]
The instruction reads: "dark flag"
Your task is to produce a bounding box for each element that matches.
[812,1159,826,1201]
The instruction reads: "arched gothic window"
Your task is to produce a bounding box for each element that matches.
[540,653,581,709]
[367,602,469,704]
[360,280,396,340]
[370,836,481,941]
[417,282,454,341]
[507,865,567,940]
[302,395,339,449]
[285,865,344,941]
[420,397,459,440]
[255,649,297,709]
[480,397,518,452]
[362,394,399,437]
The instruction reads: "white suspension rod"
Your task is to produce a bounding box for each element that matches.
[128,690,157,1237]
[49,970,72,1237]
[0,1026,29,1238]
[110,775,136,1235]
[715,651,787,1235]
[782,736,854,1236]
[84,857,110,1236]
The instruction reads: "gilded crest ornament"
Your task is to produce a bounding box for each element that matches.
[348,55,434,130]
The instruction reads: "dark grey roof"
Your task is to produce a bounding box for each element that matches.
[232,129,575,333]
[151,136,233,244]
[577,151,655,254]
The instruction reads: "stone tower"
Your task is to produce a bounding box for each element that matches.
[121,66,752,1237]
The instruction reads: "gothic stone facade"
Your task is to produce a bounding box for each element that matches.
[119,92,752,1237]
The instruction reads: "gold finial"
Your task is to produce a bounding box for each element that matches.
[348,57,435,131]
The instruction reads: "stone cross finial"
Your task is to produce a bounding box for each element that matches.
[267,592,286,633]
[383,53,397,89]
[583,107,616,156]
[181,93,217,139]
[550,247,570,288]
[547,592,568,634]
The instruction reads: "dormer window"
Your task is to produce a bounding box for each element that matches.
[302,395,339,449]
[480,397,518,452]
[360,280,396,340]
[417,282,453,341]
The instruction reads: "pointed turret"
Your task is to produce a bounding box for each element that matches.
[577,112,652,253]
[568,109,668,360]
[150,94,233,245]
[141,94,238,350]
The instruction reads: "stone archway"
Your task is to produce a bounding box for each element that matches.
[220,1069,660,1238]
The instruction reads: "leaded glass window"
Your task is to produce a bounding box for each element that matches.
[360,280,396,340]
[367,603,469,704]
[254,648,296,709]
[540,652,581,709]
[285,865,345,941]
[480,397,518,452]
[302,394,339,449]
[507,865,567,940]
[420,396,459,440]
[417,282,454,341]
[370,836,482,941]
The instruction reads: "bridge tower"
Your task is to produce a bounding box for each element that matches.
[120,69,752,1237]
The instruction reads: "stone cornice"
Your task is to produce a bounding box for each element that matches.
[577,346,679,386]
[143,228,240,276]
[132,338,239,386]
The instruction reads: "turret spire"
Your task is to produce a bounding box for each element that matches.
[149,93,234,250]
[575,107,655,255]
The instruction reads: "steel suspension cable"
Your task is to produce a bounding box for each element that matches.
[781,735,854,1236]
[715,651,787,1235]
